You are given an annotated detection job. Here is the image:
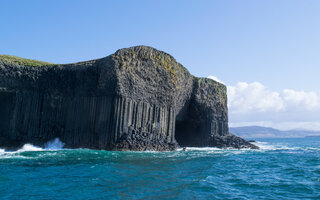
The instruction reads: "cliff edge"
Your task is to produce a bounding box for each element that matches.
[0,46,258,150]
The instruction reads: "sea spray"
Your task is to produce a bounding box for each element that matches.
[0,138,64,155]
[44,138,65,150]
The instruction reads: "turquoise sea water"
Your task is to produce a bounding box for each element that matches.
[0,138,319,200]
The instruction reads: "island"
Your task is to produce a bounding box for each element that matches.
[0,46,258,150]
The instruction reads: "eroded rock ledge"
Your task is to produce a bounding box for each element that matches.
[0,46,258,150]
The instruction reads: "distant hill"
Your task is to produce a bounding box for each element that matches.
[230,126,320,138]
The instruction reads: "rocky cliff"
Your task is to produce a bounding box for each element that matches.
[0,46,258,150]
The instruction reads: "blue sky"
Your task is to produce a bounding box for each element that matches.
[1,0,319,130]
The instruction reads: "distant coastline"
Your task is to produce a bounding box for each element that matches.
[305,135,320,138]
[230,126,320,138]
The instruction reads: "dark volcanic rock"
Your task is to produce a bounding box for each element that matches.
[0,46,258,150]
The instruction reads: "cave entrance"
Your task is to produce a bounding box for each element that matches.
[175,118,199,147]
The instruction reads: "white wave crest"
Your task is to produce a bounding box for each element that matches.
[0,144,42,159]
[17,144,43,152]
[251,141,320,151]
[0,138,64,155]
[0,138,65,159]
[177,147,221,151]
[251,141,293,150]
[177,142,320,152]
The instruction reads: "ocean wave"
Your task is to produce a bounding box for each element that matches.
[177,147,221,151]
[176,142,320,153]
[0,138,65,159]
[251,141,289,150]
[17,144,44,152]
[1,139,319,160]
[252,141,320,151]
[174,147,253,158]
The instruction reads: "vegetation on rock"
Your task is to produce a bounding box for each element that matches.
[0,55,54,67]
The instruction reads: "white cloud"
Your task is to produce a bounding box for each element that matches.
[227,82,320,114]
[282,89,320,111]
[207,76,224,84]
[227,81,320,130]
[228,82,284,113]
[208,76,320,130]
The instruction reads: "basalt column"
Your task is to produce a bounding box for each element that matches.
[111,97,176,151]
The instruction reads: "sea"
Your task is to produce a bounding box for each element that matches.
[0,137,319,200]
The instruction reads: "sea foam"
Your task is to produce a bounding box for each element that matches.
[1,138,64,154]
[17,144,43,152]
[177,147,221,151]
[251,141,296,150]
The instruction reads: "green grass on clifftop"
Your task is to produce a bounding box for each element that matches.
[0,55,54,66]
